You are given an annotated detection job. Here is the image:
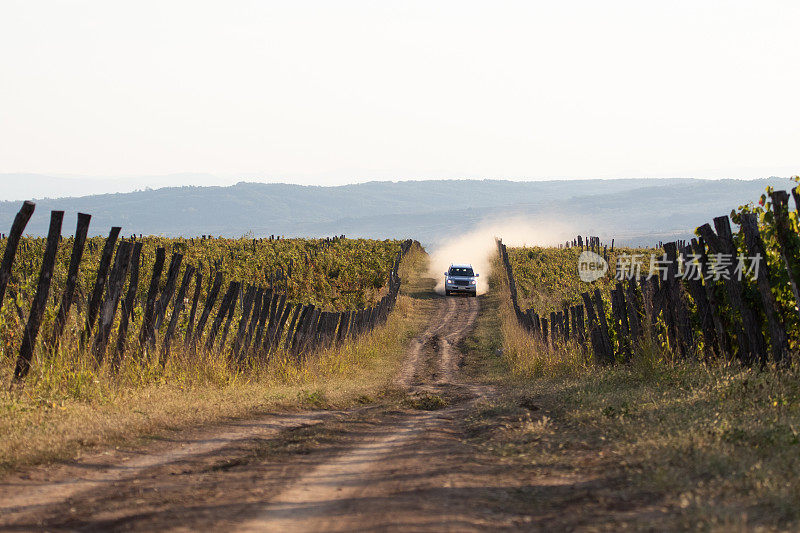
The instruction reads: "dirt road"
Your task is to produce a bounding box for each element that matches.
[1,294,545,531]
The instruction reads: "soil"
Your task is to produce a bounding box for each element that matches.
[0,294,639,532]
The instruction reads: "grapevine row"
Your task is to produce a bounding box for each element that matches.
[0,201,414,382]
[498,186,800,367]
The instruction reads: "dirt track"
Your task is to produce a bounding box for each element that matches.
[0,294,545,532]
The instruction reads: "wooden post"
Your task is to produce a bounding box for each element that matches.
[663,242,693,358]
[232,285,257,360]
[112,241,143,369]
[770,190,800,321]
[139,247,166,351]
[251,289,274,353]
[582,291,611,364]
[569,306,577,340]
[296,307,320,357]
[526,309,536,334]
[625,278,641,349]
[264,294,286,351]
[92,241,134,365]
[244,288,266,356]
[217,282,240,351]
[13,210,63,380]
[691,238,729,358]
[648,275,667,343]
[183,269,204,348]
[192,270,223,348]
[681,241,718,360]
[284,303,306,352]
[740,213,790,364]
[160,264,196,365]
[324,311,338,346]
[205,281,238,351]
[0,201,35,314]
[334,311,348,346]
[541,316,549,345]
[49,212,91,350]
[302,309,322,355]
[593,289,614,362]
[615,283,631,360]
[269,299,293,352]
[82,226,121,346]
[610,287,622,357]
[152,253,184,336]
[698,217,766,364]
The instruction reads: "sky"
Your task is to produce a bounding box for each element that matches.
[1,0,798,198]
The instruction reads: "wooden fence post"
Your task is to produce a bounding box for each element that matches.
[284,303,305,352]
[205,281,238,351]
[92,241,133,365]
[663,242,693,358]
[242,287,265,357]
[217,282,240,351]
[582,291,612,364]
[698,217,766,364]
[740,213,790,364]
[182,268,203,348]
[232,285,257,361]
[160,264,196,366]
[192,270,223,348]
[265,295,287,351]
[575,305,585,344]
[82,226,121,346]
[297,307,320,357]
[541,316,549,345]
[251,289,273,355]
[112,241,142,369]
[593,289,614,362]
[151,253,184,338]
[680,241,719,360]
[770,190,800,321]
[614,283,631,360]
[624,278,641,350]
[0,201,35,314]
[339,311,354,345]
[693,238,730,358]
[49,212,91,350]
[269,298,293,352]
[13,211,64,380]
[139,247,166,351]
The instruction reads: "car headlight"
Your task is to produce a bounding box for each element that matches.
[470,280,477,284]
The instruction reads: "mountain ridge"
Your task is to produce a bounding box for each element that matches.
[0,178,791,245]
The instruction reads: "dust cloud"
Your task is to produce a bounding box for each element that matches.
[427,218,575,295]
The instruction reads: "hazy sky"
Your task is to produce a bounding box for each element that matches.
[1,0,798,190]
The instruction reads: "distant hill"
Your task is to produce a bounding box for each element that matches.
[0,178,792,246]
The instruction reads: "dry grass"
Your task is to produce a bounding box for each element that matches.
[475,258,800,530]
[0,245,431,474]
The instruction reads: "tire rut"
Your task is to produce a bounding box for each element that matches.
[235,295,485,532]
[0,294,488,532]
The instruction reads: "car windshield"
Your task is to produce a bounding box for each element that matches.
[449,267,474,277]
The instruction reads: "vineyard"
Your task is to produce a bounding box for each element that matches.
[0,201,414,388]
[482,182,800,527]
[498,180,800,368]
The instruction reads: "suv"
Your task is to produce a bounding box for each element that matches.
[444,264,478,296]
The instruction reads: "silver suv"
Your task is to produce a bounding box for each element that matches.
[444,264,478,296]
